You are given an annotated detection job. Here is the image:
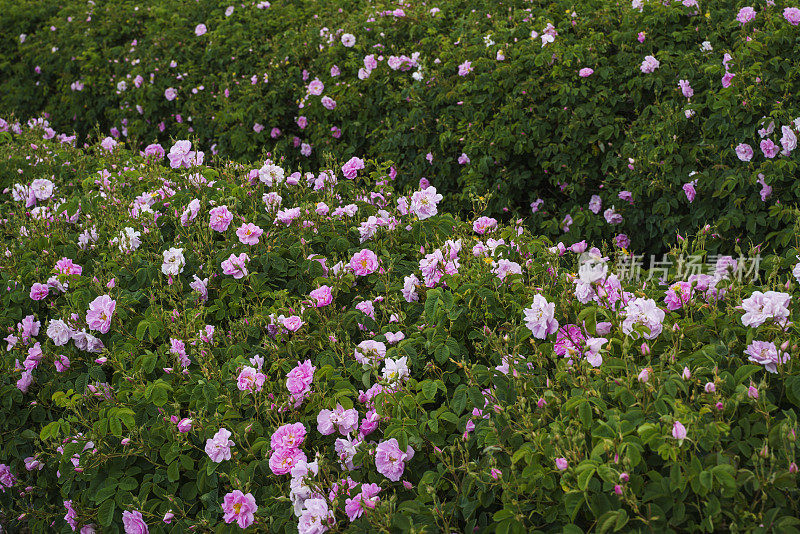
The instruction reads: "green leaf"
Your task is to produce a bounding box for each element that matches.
[118,477,138,492]
[40,421,61,441]
[615,509,629,531]
[577,467,595,491]
[109,416,123,438]
[712,464,736,492]
[117,408,136,430]
[467,387,484,410]
[421,380,438,401]
[94,481,118,504]
[578,400,592,429]
[136,319,149,341]
[98,498,116,527]
[734,364,763,385]
[168,461,180,482]
[439,411,459,425]
[148,381,170,407]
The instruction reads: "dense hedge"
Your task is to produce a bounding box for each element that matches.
[1,0,799,253]
[1,124,800,532]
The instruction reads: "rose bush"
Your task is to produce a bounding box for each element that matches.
[0,123,799,532]
[0,0,798,253]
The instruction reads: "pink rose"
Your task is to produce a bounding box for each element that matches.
[122,510,149,534]
[205,428,234,463]
[785,7,800,25]
[309,285,333,307]
[268,447,306,475]
[736,6,756,24]
[86,295,116,334]
[341,156,365,179]
[672,421,687,440]
[375,438,414,481]
[735,143,753,161]
[270,422,307,451]
[209,205,233,232]
[235,222,263,245]
[683,181,697,203]
[222,490,257,528]
[29,283,49,301]
[760,139,779,159]
[350,249,379,276]
[721,72,735,88]
[221,253,250,279]
[282,315,304,332]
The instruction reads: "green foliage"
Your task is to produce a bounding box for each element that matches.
[0,129,798,531]
[0,0,799,254]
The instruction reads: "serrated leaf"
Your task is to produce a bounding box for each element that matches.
[98,498,116,526]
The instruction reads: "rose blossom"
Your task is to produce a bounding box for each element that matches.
[205,428,234,463]
[350,249,379,276]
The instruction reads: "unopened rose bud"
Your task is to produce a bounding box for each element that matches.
[790,462,798,474]
[620,472,629,483]
[715,402,723,411]
[640,343,650,356]
[781,340,790,351]
[682,367,691,380]
[121,438,131,446]
[789,428,796,442]
[705,382,716,393]
[638,368,650,383]
[537,398,547,408]
[748,385,759,399]
[759,444,769,458]
[672,421,687,440]
[614,484,623,495]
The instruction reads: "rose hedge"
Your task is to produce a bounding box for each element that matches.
[1,0,799,254]
[1,126,800,532]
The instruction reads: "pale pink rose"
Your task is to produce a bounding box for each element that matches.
[283,315,304,332]
[309,286,333,307]
[209,205,233,231]
[86,295,116,334]
[236,222,263,245]
[350,249,379,276]
[221,253,250,279]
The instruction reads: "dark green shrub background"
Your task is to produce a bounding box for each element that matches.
[2,0,800,252]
